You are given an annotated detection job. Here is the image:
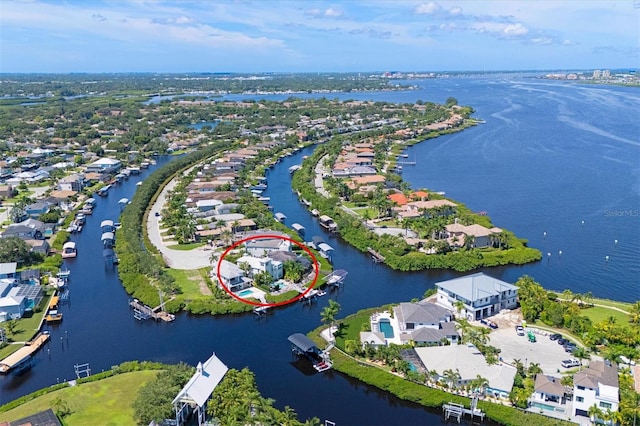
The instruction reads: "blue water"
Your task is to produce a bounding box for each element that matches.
[238,289,253,297]
[379,319,395,339]
[0,75,637,426]
[187,121,218,130]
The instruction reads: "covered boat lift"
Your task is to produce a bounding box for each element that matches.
[291,223,305,234]
[101,231,115,248]
[61,241,77,258]
[100,220,115,233]
[274,212,287,223]
[287,333,332,372]
[317,242,334,261]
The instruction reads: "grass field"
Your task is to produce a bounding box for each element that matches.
[167,242,206,250]
[0,370,158,424]
[579,305,630,324]
[166,268,211,299]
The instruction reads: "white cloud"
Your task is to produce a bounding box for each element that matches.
[324,8,343,18]
[448,6,463,16]
[415,2,441,15]
[469,21,528,38]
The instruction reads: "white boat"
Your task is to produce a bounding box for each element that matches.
[311,209,320,217]
[61,242,77,258]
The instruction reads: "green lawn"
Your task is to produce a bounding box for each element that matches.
[0,371,158,425]
[579,305,630,324]
[166,242,206,250]
[334,307,381,350]
[166,268,211,300]
[554,293,634,312]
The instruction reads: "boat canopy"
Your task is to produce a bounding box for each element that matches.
[101,232,115,241]
[118,198,129,204]
[317,243,334,253]
[312,236,324,245]
[100,220,114,228]
[275,212,287,221]
[62,241,76,249]
[292,223,305,232]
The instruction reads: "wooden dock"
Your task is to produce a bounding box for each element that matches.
[0,332,50,374]
[367,247,385,263]
[129,299,175,322]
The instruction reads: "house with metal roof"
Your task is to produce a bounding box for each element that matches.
[173,353,229,426]
[435,273,518,321]
[216,259,251,292]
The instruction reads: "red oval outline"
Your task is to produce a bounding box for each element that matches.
[216,234,320,307]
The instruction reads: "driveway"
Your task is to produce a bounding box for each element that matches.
[146,175,214,270]
[489,327,578,375]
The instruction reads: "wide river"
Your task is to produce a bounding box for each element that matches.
[1,74,638,425]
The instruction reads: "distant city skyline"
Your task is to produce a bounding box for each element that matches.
[1,0,638,73]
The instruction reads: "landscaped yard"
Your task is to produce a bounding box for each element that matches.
[579,305,630,324]
[166,268,212,298]
[0,370,158,424]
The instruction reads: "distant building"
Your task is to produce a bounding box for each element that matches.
[85,157,122,174]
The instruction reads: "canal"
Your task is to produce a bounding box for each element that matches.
[1,150,485,425]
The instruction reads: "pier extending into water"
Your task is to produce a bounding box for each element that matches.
[129,299,175,322]
[0,332,51,374]
[367,247,385,263]
[442,395,485,423]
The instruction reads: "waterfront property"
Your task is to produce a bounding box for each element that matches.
[288,333,332,372]
[414,344,517,399]
[236,255,283,280]
[394,301,459,345]
[61,241,77,258]
[435,273,518,321]
[216,259,252,292]
[173,353,229,426]
[573,360,619,420]
[244,232,292,257]
[529,374,569,415]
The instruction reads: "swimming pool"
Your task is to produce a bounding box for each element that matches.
[530,402,564,413]
[378,319,394,338]
[238,289,254,297]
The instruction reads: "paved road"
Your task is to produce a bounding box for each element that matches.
[146,177,214,270]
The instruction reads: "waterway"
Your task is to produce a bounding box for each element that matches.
[1,75,638,425]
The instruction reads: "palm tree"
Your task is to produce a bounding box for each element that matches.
[471,375,489,395]
[454,300,465,319]
[629,301,640,324]
[442,368,461,389]
[456,318,471,342]
[320,299,341,339]
[527,362,543,377]
[588,404,604,425]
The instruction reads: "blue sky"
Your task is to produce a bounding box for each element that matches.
[1,0,638,73]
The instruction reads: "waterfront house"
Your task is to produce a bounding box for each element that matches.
[236,255,283,280]
[530,374,567,412]
[445,223,502,248]
[85,157,122,174]
[24,238,50,256]
[57,173,85,192]
[414,344,517,399]
[0,278,42,321]
[573,360,619,420]
[216,259,251,292]
[244,232,292,257]
[2,219,45,240]
[394,301,459,345]
[435,273,518,321]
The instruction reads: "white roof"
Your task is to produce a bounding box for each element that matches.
[173,353,228,407]
[317,243,334,252]
[436,272,517,303]
[415,344,517,393]
[100,220,114,228]
[218,259,244,279]
[0,263,17,275]
[62,242,76,249]
[91,158,121,165]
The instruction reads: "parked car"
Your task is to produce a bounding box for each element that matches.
[516,325,525,336]
[481,319,499,329]
[549,333,562,341]
[561,359,581,368]
[557,338,567,345]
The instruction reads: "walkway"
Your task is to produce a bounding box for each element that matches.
[314,156,330,197]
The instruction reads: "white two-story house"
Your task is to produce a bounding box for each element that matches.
[573,360,619,422]
[236,255,283,281]
[216,259,251,293]
[435,272,518,320]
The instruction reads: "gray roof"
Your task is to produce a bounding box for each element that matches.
[172,353,228,407]
[395,302,452,326]
[0,263,17,275]
[218,259,243,279]
[574,360,619,390]
[535,374,565,397]
[436,272,517,303]
[288,333,319,353]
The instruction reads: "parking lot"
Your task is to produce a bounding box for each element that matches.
[489,327,577,375]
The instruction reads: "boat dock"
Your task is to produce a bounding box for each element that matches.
[325,269,348,287]
[442,395,485,423]
[129,299,175,322]
[0,331,50,374]
[367,247,385,263]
